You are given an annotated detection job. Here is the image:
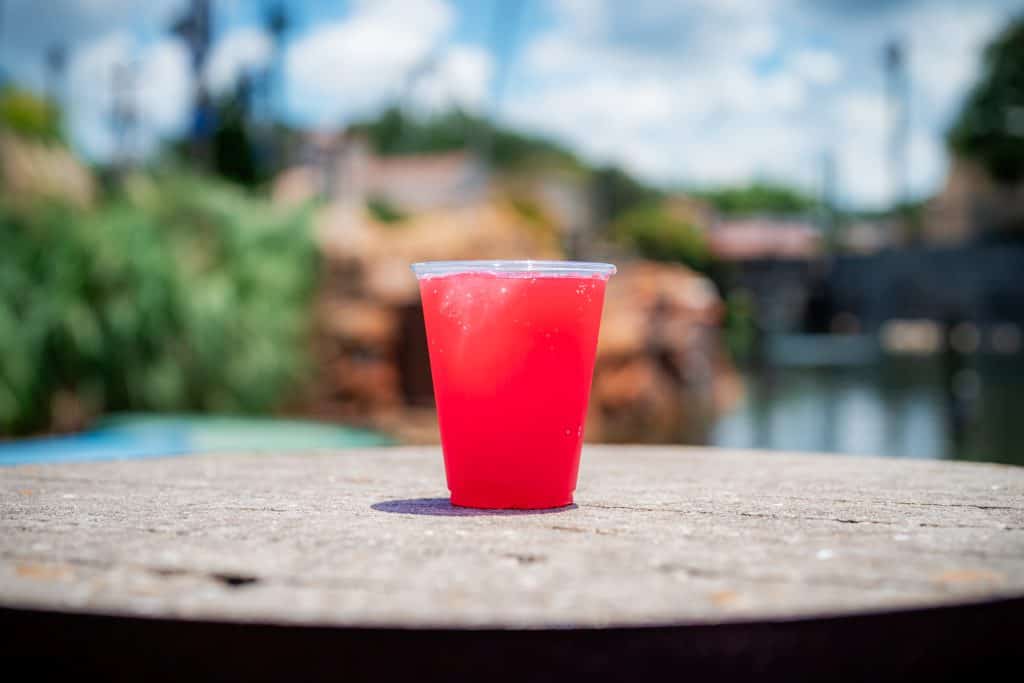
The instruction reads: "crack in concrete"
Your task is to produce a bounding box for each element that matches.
[827,498,1024,513]
[583,503,1015,530]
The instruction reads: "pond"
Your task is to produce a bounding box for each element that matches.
[712,354,1024,466]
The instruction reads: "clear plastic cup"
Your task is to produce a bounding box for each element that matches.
[412,260,616,508]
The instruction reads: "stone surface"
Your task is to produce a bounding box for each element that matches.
[306,200,563,427]
[309,240,740,445]
[589,262,740,443]
[1,446,1022,628]
[0,133,95,207]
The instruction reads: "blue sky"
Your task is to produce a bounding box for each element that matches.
[2,0,1022,208]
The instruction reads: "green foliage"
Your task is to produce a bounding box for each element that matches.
[948,18,1024,183]
[350,107,584,172]
[592,165,663,223]
[366,194,407,224]
[210,82,273,187]
[0,86,62,142]
[508,195,549,228]
[612,204,708,270]
[212,102,260,186]
[723,289,758,363]
[693,182,817,216]
[0,175,318,435]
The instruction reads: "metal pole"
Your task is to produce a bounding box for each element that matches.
[0,0,6,80]
[884,39,910,211]
[112,61,138,170]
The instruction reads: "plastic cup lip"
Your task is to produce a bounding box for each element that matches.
[411,260,617,279]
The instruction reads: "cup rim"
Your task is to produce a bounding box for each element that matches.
[411,260,617,279]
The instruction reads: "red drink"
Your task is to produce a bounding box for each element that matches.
[413,261,615,509]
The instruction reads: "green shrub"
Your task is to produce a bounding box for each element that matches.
[723,289,758,363]
[366,195,407,224]
[0,86,62,143]
[592,165,663,223]
[0,174,317,434]
[612,203,709,270]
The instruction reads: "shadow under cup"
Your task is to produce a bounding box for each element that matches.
[412,260,616,509]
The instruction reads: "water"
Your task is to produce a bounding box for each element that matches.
[0,415,393,466]
[711,355,1024,466]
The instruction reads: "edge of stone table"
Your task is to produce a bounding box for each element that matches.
[3,445,1023,627]
[2,445,1022,677]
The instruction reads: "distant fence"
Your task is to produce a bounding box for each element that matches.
[714,243,1024,335]
[830,244,1024,329]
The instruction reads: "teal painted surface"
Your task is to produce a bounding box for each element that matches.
[0,414,393,466]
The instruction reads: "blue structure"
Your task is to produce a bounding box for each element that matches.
[0,414,392,466]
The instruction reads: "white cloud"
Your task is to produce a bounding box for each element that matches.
[834,91,894,207]
[791,49,843,86]
[506,65,816,192]
[735,24,779,60]
[761,72,807,112]
[66,32,192,161]
[832,91,949,208]
[284,0,456,124]
[412,46,493,112]
[909,130,946,198]
[838,92,888,134]
[836,136,890,209]
[680,122,815,189]
[507,0,1019,207]
[508,0,818,197]
[904,5,1004,119]
[137,39,192,133]
[6,0,1013,208]
[205,27,273,95]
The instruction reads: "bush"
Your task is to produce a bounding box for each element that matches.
[0,86,62,143]
[612,204,709,270]
[592,165,663,223]
[723,289,758,363]
[0,174,317,435]
[366,195,407,224]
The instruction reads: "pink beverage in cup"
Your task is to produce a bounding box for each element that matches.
[412,261,616,509]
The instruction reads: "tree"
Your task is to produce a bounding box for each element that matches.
[948,17,1024,183]
[692,182,816,216]
[207,75,284,187]
[592,165,662,224]
[612,204,708,270]
[0,86,62,142]
[211,79,259,186]
[349,107,583,172]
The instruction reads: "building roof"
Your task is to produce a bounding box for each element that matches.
[708,218,822,261]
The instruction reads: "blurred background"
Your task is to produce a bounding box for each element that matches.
[1,0,1023,465]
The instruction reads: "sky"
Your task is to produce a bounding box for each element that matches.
[1,0,1022,209]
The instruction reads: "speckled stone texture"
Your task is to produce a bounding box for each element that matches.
[2,446,1022,628]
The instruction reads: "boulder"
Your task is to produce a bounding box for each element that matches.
[0,133,94,206]
[308,200,560,419]
[303,199,740,444]
[589,262,738,443]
